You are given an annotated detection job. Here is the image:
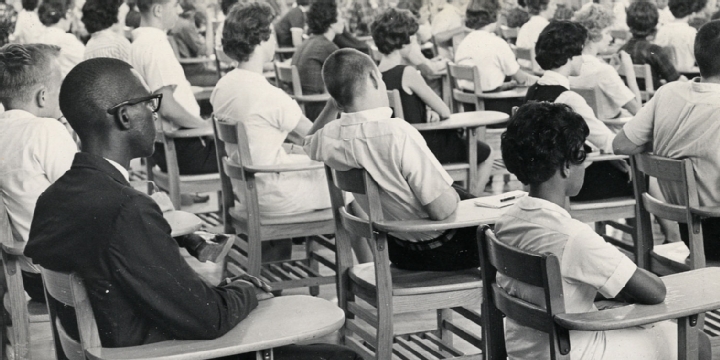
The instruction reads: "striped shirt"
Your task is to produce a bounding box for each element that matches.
[84,28,132,63]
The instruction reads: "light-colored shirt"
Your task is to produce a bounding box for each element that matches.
[455,29,520,92]
[10,9,43,44]
[622,79,720,208]
[431,3,463,59]
[0,110,77,271]
[84,28,132,62]
[104,158,129,182]
[494,196,637,360]
[658,7,674,26]
[211,68,331,215]
[303,107,454,242]
[515,15,549,50]
[130,27,200,131]
[569,55,636,120]
[37,27,85,78]
[536,71,616,153]
[654,21,696,72]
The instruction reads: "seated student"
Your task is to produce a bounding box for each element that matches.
[497,101,686,360]
[614,20,720,261]
[654,0,699,72]
[431,0,469,59]
[170,0,219,87]
[82,0,132,62]
[24,57,362,360]
[373,8,494,195]
[10,0,43,44]
[515,0,556,49]
[274,0,309,48]
[569,3,642,119]
[304,48,482,272]
[37,0,85,77]
[527,20,633,201]
[621,1,684,89]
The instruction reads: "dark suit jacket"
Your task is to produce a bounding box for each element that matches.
[25,152,257,348]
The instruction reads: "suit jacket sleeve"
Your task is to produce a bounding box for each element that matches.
[106,193,258,340]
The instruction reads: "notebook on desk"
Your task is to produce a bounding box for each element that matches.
[474,190,528,209]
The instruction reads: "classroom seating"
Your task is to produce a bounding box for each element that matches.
[167,36,217,101]
[515,47,543,76]
[273,63,331,115]
[617,63,654,102]
[386,90,404,120]
[213,117,336,295]
[326,166,485,360]
[499,25,518,43]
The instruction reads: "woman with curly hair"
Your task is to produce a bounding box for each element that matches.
[373,8,494,196]
[37,0,84,77]
[569,3,641,120]
[290,0,344,119]
[82,0,131,62]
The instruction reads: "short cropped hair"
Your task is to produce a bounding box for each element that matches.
[466,9,496,29]
[526,0,550,15]
[572,3,614,42]
[0,44,60,106]
[668,0,697,19]
[535,20,586,70]
[506,7,530,28]
[307,1,337,35]
[322,48,377,108]
[501,102,589,186]
[222,2,274,63]
[371,9,418,55]
[695,20,720,78]
[626,1,658,38]
[82,0,123,34]
[38,0,68,26]
[21,0,39,11]
[136,0,170,13]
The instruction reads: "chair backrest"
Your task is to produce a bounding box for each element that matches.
[571,86,600,117]
[631,153,704,270]
[386,90,404,120]
[212,115,238,234]
[477,226,571,360]
[499,25,518,42]
[274,62,304,96]
[515,47,543,75]
[617,63,654,101]
[0,203,12,248]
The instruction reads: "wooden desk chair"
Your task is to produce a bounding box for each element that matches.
[326,166,484,360]
[145,120,222,210]
[41,268,345,360]
[616,63,654,102]
[451,31,467,57]
[275,47,296,61]
[273,63,331,115]
[212,117,336,295]
[571,86,630,127]
[167,35,217,101]
[386,90,404,120]
[499,25,518,43]
[0,206,51,360]
[515,47,543,76]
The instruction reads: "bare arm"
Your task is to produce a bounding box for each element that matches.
[286,117,313,145]
[618,267,666,305]
[404,67,451,119]
[612,129,650,155]
[433,26,468,45]
[155,86,207,129]
[425,186,460,220]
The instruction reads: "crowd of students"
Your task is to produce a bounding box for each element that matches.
[1,0,720,359]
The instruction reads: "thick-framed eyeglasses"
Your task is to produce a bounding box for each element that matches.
[106,94,163,115]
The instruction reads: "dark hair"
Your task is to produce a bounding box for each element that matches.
[397,0,421,17]
[526,0,550,15]
[125,9,140,27]
[307,1,337,35]
[179,0,195,13]
[371,9,418,55]
[322,48,377,108]
[38,0,67,26]
[713,9,720,21]
[501,102,589,186]
[465,9,496,29]
[695,20,720,78]
[535,20,586,70]
[506,7,530,28]
[21,0,39,11]
[626,1,658,38]
[296,0,310,6]
[692,0,709,13]
[82,0,122,34]
[222,2,274,63]
[220,0,238,15]
[136,0,169,13]
[668,0,696,19]
[552,4,574,21]
[0,44,60,106]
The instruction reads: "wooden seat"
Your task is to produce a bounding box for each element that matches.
[515,47,543,76]
[145,124,222,210]
[40,267,345,360]
[274,63,331,115]
[326,166,485,360]
[212,117,336,295]
[0,205,51,360]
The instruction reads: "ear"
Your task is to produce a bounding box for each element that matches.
[35,87,47,109]
[152,3,164,18]
[560,162,571,179]
[114,106,133,130]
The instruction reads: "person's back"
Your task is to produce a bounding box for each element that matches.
[654,0,697,71]
[275,4,305,48]
[82,0,132,62]
[11,0,43,44]
[37,0,85,77]
[515,0,556,49]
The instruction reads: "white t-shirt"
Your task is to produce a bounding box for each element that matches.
[569,55,636,120]
[211,68,331,215]
[516,15,549,50]
[654,21,697,72]
[455,29,520,92]
[37,27,85,78]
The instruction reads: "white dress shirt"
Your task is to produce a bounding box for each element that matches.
[654,21,697,72]
[516,15,549,50]
[11,9,43,44]
[569,55,636,120]
[37,27,85,78]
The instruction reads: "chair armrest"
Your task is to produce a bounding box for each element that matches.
[179,55,216,65]
[585,153,629,162]
[244,161,324,174]
[164,126,214,139]
[373,199,508,233]
[690,206,720,219]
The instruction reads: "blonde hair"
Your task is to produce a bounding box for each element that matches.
[572,3,614,42]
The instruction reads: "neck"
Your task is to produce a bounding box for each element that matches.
[379,51,403,69]
[528,180,568,209]
[4,102,41,116]
[701,75,720,84]
[323,29,335,41]
[139,15,165,30]
[82,138,133,170]
[582,43,598,56]
[344,97,383,113]
[236,51,265,73]
[552,65,573,78]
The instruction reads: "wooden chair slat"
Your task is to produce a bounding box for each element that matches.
[642,193,688,223]
[339,208,373,239]
[485,230,547,287]
[56,318,85,360]
[633,153,686,183]
[387,90,404,120]
[331,168,367,194]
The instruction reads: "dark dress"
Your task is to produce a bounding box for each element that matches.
[525,83,634,201]
[381,65,492,165]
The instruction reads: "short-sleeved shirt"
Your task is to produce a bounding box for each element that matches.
[455,29,520,92]
[130,26,200,131]
[84,28,131,62]
[654,21,696,72]
[622,79,720,208]
[515,15,548,50]
[494,196,637,360]
[569,55,636,120]
[620,37,680,88]
[0,110,77,271]
[303,107,454,242]
[275,7,305,48]
[291,35,339,95]
[37,27,85,78]
[211,68,331,215]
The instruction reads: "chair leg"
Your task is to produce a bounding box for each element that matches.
[305,237,319,296]
[255,349,273,360]
[437,308,454,354]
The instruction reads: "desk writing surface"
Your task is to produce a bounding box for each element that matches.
[477,86,528,99]
[412,111,508,132]
[373,199,509,233]
[555,267,720,331]
[164,211,203,237]
[86,295,345,360]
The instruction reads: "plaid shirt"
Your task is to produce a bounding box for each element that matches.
[620,37,680,90]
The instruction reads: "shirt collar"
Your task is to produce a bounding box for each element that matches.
[0,109,38,120]
[131,26,167,40]
[516,196,571,219]
[537,70,570,89]
[103,158,130,182]
[339,107,394,125]
[690,77,720,93]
